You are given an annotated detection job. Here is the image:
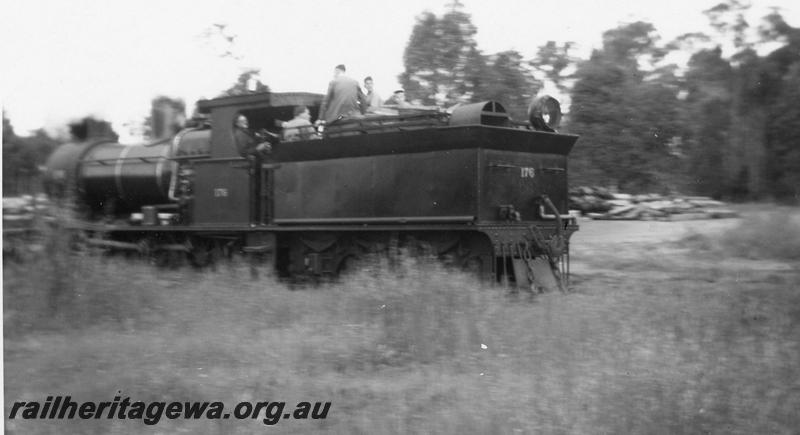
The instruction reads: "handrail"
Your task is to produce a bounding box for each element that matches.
[538,195,572,220]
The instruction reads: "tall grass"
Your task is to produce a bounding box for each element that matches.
[719,209,800,260]
[679,208,800,260]
[4,217,800,434]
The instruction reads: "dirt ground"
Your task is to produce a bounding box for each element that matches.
[573,216,738,247]
[571,215,796,277]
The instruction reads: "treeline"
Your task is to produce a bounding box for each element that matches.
[2,115,118,195]
[401,1,800,201]
[2,115,60,195]
[400,2,537,122]
[569,7,800,200]
[2,69,270,196]
[4,2,798,201]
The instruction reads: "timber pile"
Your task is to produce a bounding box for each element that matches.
[3,195,55,260]
[3,195,51,233]
[569,186,739,220]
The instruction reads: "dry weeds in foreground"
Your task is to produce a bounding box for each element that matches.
[4,209,800,434]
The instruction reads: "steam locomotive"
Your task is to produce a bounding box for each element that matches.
[44,91,578,288]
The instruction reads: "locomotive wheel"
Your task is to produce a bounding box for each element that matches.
[151,250,183,269]
[188,240,214,268]
[167,251,184,269]
[462,256,483,274]
[188,249,211,268]
[151,250,171,268]
[337,254,361,275]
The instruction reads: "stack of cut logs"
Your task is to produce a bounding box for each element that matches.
[2,195,53,240]
[3,195,50,228]
[3,195,59,260]
[569,186,739,220]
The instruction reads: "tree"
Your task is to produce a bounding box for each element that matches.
[475,50,540,120]
[199,23,270,98]
[2,115,59,175]
[400,2,540,118]
[144,96,187,139]
[218,68,270,97]
[568,22,682,192]
[530,41,577,94]
[3,114,28,182]
[399,2,487,106]
[599,21,667,69]
[760,14,800,201]
[3,113,62,195]
[3,111,15,137]
[703,0,751,50]
[681,47,734,198]
[68,117,119,141]
[672,6,800,200]
[765,63,800,200]
[739,10,800,201]
[200,23,244,61]
[759,9,800,45]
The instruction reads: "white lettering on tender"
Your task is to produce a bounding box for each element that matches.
[213,188,229,197]
[520,167,536,178]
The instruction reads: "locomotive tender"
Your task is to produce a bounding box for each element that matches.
[44,91,578,287]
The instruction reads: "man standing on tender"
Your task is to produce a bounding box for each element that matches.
[317,64,366,125]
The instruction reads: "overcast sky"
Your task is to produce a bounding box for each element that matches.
[2,0,798,141]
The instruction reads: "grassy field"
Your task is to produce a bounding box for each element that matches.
[4,207,800,434]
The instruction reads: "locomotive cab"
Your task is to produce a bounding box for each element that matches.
[195,91,324,158]
[188,92,324,226]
